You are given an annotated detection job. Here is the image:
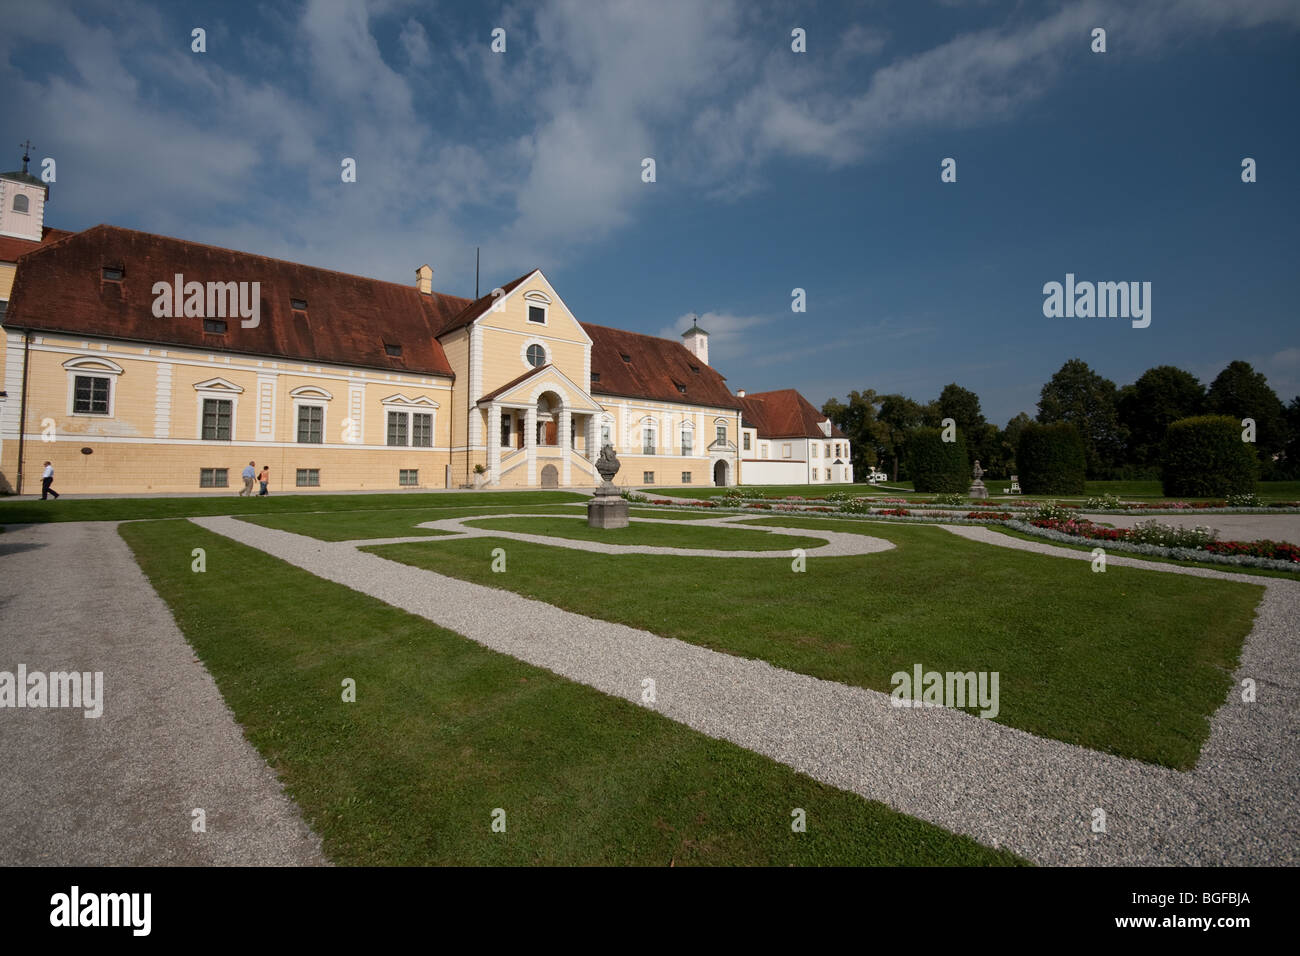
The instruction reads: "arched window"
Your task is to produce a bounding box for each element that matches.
[12,194,29,214]
[526,343,546,367]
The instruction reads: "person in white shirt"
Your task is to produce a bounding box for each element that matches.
[239,461,256,496]
[41,461,59,500]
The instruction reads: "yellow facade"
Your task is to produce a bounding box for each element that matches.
[0,268,747,494]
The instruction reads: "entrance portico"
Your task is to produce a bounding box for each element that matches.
[478,365,604,488]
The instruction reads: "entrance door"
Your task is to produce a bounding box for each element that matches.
[713,460,727,486]
[540,464,559,488]
[545,421,558,446]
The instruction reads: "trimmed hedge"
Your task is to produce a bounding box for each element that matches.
[1161,415,1258,497]
[1017,423,1086,494]
[907,427,969,493]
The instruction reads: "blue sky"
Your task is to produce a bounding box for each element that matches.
[3,0,1297,425]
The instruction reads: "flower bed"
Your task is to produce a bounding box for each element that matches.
[967,511,1014,520]
[876,508,912,517]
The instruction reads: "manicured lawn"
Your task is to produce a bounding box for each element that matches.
[0,489,586,524]
[369,517,1260,768]
[463,516,823,551]
[119,519,1021,866]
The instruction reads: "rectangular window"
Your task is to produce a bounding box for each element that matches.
[743,433,751,451]
[384,343,402,356]
[825,468,831,480]
[643,471,654,484]
[590,372,600,383]
[296,468,320,487]
[199,468,228,488]
[681,472,692,484]
[643,430,655,455]
[782,443,792,458]
[296,405,323,443]
[399,469,419,487]
[528,305,546,324]
[812,444,820,458]
[716,424,726,445]
[412,413,433,448]
[387,411,408,446]
[291,298,308,311]
[761,443,769,459]
[73,375,111,415]
[201,398,232,439]
[681,431,692,457]
[203,319,227,334]
[501,414,512,448]
[102,267,124,281]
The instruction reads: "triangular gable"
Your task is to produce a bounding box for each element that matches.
[476,363,602,413]
[441,270,593,346]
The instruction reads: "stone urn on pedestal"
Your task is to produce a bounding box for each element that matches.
[588,444,630,529]
[967,460,989,500]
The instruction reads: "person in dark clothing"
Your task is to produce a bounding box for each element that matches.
[41,461,60,500]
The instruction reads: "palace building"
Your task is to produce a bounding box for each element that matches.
[0,164,850,494]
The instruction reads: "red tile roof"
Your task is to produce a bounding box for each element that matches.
[740,389,845,439]
[581,322,742,410]
[0,226,74,264]
[3,225,470,377]
[437,272,534,337]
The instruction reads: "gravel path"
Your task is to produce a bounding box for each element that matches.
[193,514,1299,865]
[0,521,327,865]
[348,512,895,558]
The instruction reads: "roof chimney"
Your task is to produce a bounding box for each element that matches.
[681,313,709,366]
[737,389,746,398]
[416,263,433,295]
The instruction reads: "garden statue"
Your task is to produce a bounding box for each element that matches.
[967,459,989,500]
[588,443,630,528]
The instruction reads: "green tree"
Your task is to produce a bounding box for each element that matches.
[932,383,990,469]
[876,394,925,482]
[997,412,1033,476]
[1117,365,1205,469]
[1204,360,1288,476]
[1285,395,1300,479]
[1036,359,1126,477]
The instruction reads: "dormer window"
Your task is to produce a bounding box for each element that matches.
[674,382,687,394]
[102,267,124,281]
[384,343,402,357]
[203,319,228,334]
[291,298,308,311]
[12,194,28,214]
[620,353,631,363]
[590,372,600,383]
[689,364,700,373]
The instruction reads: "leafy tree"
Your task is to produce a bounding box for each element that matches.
[1204,361,1288,476]
[1036,359,1126,477]
[1117,366,1205,469]
[1285,396,1300,479]
[932,383,990,467]
[997,412,1033,476]
[876,394,925,481]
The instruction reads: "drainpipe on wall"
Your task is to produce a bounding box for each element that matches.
[16,330,31,495]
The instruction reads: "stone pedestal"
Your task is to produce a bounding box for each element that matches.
[588,491,629,528]
[967,479,988,499]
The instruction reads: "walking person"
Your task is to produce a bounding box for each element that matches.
[239,460,256,496]
[40,461,59,500]
[258,465,270,496]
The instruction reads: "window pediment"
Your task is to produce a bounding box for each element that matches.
[193,377,244,393]
[63,356,124,376]
[289,385,334,400]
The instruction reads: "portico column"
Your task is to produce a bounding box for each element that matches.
[525,405,537,485]
[586,415,597,457]
[560,407,572,486]
[487,403,501,483]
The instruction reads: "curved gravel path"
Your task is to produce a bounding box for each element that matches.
[190,514,1298,865]
[0,521,327,866]
[347,512,895,559]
